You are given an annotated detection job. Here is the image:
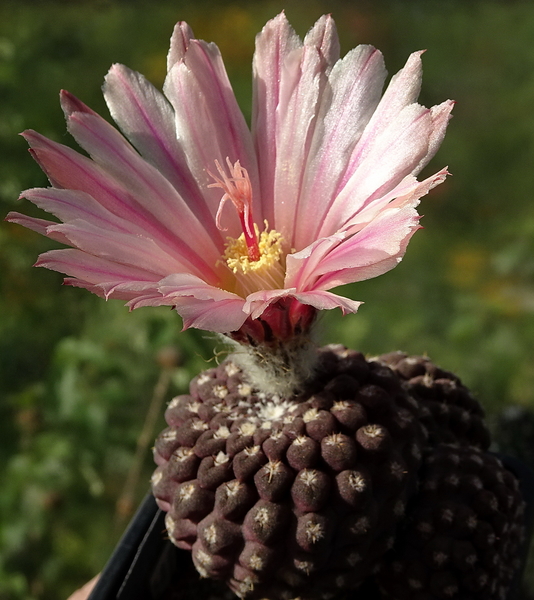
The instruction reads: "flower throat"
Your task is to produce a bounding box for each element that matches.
[209,158,285,296]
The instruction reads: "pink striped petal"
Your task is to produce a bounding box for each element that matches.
[60,89,99,117]
[285,234,344,291]
[167,21,194,71]
[36,249,165,303]
[252,13,340,234]
[124,294,180,309]
[5,211,70,245]
[22,129,130,196]
[102,65,220,240]
[244,288,298,320]
[303,14,340,69]
[36,248,160,287]
[286,205,421,294]
[272,44,325,243]
[156,273,250,332]
[294,290,363,314]
[65,111,223,263]
[380,168,449,213]
[173,297,248,333]
[63,278,114,299]
[47,220,185,276]
[22,131,222,283]
[20,187,204,276]
[63,278,165,306]
[158,273,242,303]
[415,100,455,172]
[163,39,260,236]
[317,103,433,237]
[294,45,387,249]
[252,13,301,226]
[21,187,146,234]
[340,51,425,181]
[318,209,420,277]
[339,167,449,235]
[312,208,421,291]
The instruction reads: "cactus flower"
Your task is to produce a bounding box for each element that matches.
[7,13,452,340]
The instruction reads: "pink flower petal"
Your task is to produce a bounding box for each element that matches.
[65,110,223,263]
[294,44,387,249]
[244,288,297,319]
[341,50,425,180]
[285,234,344,291]
[22,131,222,283]
[158,273,242,302]
[252,12,301,227]
[156,273,250,332]
[21,187,145,234]
[163,38,260,236]
[383,167,449,212]
[167,21,194,71]
[415,100,455,172]
[36,248,159,287]
[62,278,112,299]
[286,204,422,295]
[252,13,341,236]
[60,89,99,118]
[63,278,165,307]
[174,297,248,333]
[47,220,186,276]
[5,211,69,245]
[317,103,433,237]
[272,44,325,244]
[312,207,422,291]
[125,293,186,310]
[21,187,208,277]
[339,167,449,235]
[103,65,220,240]
[294,290,363,314]
[303,14,340,69]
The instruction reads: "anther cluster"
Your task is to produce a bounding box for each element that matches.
[375,444,525,600]
[152,345,427,599]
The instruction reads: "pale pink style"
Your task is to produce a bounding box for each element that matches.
[7,13,452,334]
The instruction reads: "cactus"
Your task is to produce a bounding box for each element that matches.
[153,345,426,599]
[152,348,526,600]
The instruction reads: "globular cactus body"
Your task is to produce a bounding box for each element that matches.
[153,346,426,599]
[152,347,525,600]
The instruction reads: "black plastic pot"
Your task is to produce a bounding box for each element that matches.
[88,455,534,600]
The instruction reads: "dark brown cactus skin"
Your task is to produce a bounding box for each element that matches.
[376,352,491,450]
[152,345,426,599]
[152,346,525,600]
[373,444,525,600]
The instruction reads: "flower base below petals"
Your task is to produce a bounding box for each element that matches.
[224,298,318,396]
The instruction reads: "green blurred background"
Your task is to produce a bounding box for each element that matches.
[1,0,534,598]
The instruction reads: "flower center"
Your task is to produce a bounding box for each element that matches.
[209,158,285,296]
[223,223,285,295]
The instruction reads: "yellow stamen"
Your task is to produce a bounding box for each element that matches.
[222,222,285,297]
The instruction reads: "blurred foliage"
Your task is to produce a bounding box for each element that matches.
[1,0,534,598]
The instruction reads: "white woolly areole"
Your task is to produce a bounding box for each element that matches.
[257,398,299,422]
[207,361,303,431]
[219,330,319,397]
